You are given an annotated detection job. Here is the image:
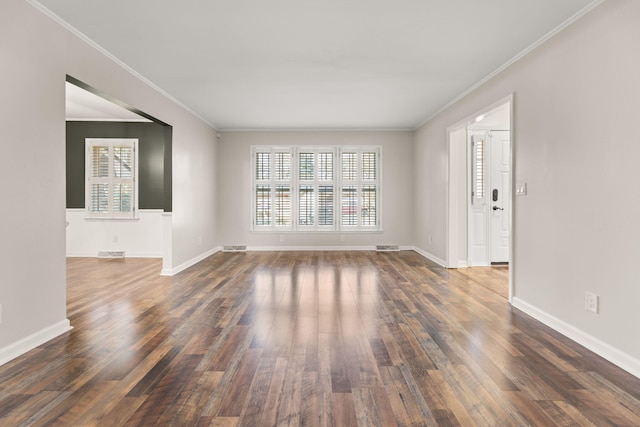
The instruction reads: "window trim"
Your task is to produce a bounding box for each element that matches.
[251,145,382,232]
[85,138,139,220]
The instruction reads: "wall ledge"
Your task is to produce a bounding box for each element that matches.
[512,297,640,380]
[0,320,72,367]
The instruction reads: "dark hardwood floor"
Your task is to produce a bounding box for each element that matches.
[1,251,640,426]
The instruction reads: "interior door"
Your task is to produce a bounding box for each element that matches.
[489,131,510,263]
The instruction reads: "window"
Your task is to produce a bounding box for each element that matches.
[86,138,138,219]
[252,146,381,232]
[254,148,293,229]
[472,135,485,204]
[340,148,379,229]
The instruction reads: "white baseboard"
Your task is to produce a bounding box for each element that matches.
[512,297,640,380]
[66,252,163,258]
[0,319,72,366]
[467,260,491,267]
[412,247,447,267]
[161,247,222,276]
[245,245,415,252]
[457,261,469,268]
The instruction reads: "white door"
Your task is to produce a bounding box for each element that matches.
[489,131,510,263]
[468,132,489,265]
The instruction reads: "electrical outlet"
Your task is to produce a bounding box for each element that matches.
[113,235,118,243]
[585,292,599,313]
[279,235,285,242]
[340,235,345,242]
[0,304,2,324]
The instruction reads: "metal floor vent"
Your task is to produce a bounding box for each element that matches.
[376,244,400,252]
[97,251,125,258]
[223,245,247,252]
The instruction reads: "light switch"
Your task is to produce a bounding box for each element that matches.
[516,183,527,196]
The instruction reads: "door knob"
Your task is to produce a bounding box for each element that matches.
[492,206,504,211]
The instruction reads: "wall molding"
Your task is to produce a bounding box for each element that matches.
[0,320,72,367]
[25,0,218,130]
[246,245,414,252]
[413,0,605,130]
[161,247,222,276]
[412,247,447,267]
[512,297,640,380]
[66,252,163,258]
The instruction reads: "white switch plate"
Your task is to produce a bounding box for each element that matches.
[516,183,527,196]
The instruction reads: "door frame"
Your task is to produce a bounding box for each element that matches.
[446,94,515,302]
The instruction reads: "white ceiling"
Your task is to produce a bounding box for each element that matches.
[66,82,150,122]
[36,0,599,130]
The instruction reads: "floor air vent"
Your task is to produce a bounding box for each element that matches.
[223,245,247,252]
[97,251,125,258]
[376,244,399,252]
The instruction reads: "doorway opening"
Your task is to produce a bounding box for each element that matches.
[65,76,173,274]
[446,95,513,300]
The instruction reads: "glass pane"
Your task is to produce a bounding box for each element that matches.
[91,146,109,178]
[341,152,357,181]
[318,153,333,181]
[114,146,133,178]
[341,185,357,226]
[275,152,290,181]
[362,152,376,181]
[318,185,334,226]
[255,185,271,225]
[274,185,291,226]
[256,152,271,181]
[299,185,314,225]
[90,183,109,212]
[474,138,485,200]
[113,183,132,213]
[299,152,314,181]
[361,185,377,226]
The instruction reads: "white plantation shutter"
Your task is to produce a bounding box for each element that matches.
[251,145,380,232]
[252,147,293,230]
[472,135,486,204]
[86,139,138,219]
[340,148,380,229]
[297,148,335,230]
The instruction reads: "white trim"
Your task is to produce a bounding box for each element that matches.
[66,251,162,258]
[24,0,218,130]
[66,118,151,123]
[161,247,222,276]
[414,0,605,130]
[219,127,413,133]
[412,247,447,267]
[457,261,469,268]
[0,320,72,367]
[468,261,491,267]
[246,245,414,252]
[512,297,640,380]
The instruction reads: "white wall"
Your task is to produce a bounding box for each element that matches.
[66,209,164,257]
[414,0,640,375]
[0,0,218,361]
[218,131,414,249]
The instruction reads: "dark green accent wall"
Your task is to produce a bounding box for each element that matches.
[66,121,172,211]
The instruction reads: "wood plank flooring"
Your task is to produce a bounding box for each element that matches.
[2,251,640,426]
